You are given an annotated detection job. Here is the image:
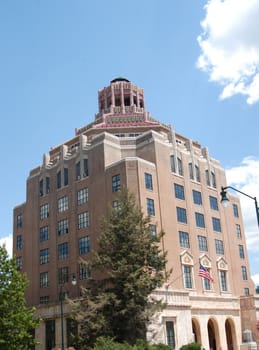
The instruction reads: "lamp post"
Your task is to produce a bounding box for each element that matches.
[60,274,77,350]
[220,186,259,228]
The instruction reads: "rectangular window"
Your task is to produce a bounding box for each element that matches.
[113,200,120,211]
[58,266,69,284]
[192,190,202,205]
[57,170,62,189]
[46,176,50,193]
[233,203,239,217]
[58,196,68,213]
[40,226,49,242]
[145,173,153,190]
[189,162,194,180]
[40,296,50,304]
[177,157,183,176]
[195,165,200,182]
[76,161,81,180]
[170,155,176,173]
[148,224,157,237]
[195,212,205,228]
[244,288,250,296]
[179,231,190,248]
[211,171,216,188]
[79,263,90,280]
[17,235,23,250]
[16,256,22,271]
[215,239,224,255]
[241,266,248,280]
[64,168,69,186]
[239,245,245,259]
[209,196,218,211]
[77,188,88,205]
[146,198,155,216]
[203,275,212,290]
[198,235,208,251]
[39,179,44,196]
[40,272,49,288]
[220,270,227,291]
[58,242,69,260]
[58,219,69,235]
[212,217,221,232]
[112,174,120,192]
[40,204,49,220]
[236,224,242,239]
[183,265,193,289]
[83,159,89,177]
[17,214,23,228]
[166,321,176,349]
[177,207,187,224]
[79,236,90,255]
[174,183,185,200]
[78,212,90,229]
[205,169,210,186]
[45,320,55,350]
[40,248,49,265]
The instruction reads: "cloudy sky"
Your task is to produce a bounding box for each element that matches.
[0,0,258,283]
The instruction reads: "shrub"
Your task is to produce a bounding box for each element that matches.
[179,342,201,350]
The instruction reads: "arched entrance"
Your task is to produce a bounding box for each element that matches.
[225,318,237,350]
[207,319,219,350]
[192,318,201,344]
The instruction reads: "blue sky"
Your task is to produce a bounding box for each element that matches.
[0,0,259,283]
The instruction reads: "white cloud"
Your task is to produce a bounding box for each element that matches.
[197,0,259,104]
[251,274,259,286]
[0,234,13,257]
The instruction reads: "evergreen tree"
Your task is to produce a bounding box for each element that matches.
[0,245,41,349]
[72,189,169,349]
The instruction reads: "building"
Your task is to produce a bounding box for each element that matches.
[13,78,258,349]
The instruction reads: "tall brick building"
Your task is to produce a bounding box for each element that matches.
[13,78,258,349]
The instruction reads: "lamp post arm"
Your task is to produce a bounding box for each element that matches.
[222,186,259,228]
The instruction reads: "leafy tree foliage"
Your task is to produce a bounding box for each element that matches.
[72,189,169,349]
[0,245,41,349]
[179,343,202,350]
[92,337,172,350]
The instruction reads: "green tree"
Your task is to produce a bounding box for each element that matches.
[72,189,169,349]
[0,245,41,349]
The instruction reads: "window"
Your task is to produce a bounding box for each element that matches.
[113,200,120,211]
[211,171,216,188]
[215,239,224,255]
[212,217,221,232]
[40,296,50,304]
[39,179,44,196]
[58,219,69,235]
[40,272,49,288]
[79,263,90,280]
[239,245,245,259]
[198,235,208,251]
[166,321,176,349]
[177,207,187,224]
[45,320,55,350]
[57,170,62,189]
[46,176,50,193]
[203,274,212,290]
[64,168,69,186]
[233,203,239,217]
[205,170,210,186]
[195,212,205,228]
[179,231,190,248]
[149,224,157,237]
[183,265,193,288]
[241,266,248,280]
[76,161,81,179]
[79,236,90,255]
[40,204,49,220]
[77,188,88,205]
[220,270,227,291]
[83,159,89,177]
[209,196,218,210]
[17,235,22,250]
[58,242,69,260]
[58,196,68,213]
[17,214,23,228]
[192,190,202,205]
[170,155,176,173]
[58,267,69,284]
[147,198,155,216]
[16,256,22,271]
[145,173,153,190]
[174,184,185,200]
[244,288,250,296]
[40,226,49,242]
[189,162,194,180]
[78,212,90,229]
[236,224,242,239]
[195,165,200,182]
[177,157,183,176]
[40,248,49,265]
[112,174,121,192]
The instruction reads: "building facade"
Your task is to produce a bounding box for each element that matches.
[13,78,258,349]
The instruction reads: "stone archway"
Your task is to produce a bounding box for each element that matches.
[225,318,237,350]
[208,318,219,350]
[192,318,201,345]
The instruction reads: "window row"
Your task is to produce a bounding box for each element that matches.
[176,207,222,231]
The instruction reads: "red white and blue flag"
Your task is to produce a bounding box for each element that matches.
[198,264,214,282]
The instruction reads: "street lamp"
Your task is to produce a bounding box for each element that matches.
[60,274,77,350]
[220,186,259,228]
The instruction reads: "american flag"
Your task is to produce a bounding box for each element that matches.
[198,264,214,282]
